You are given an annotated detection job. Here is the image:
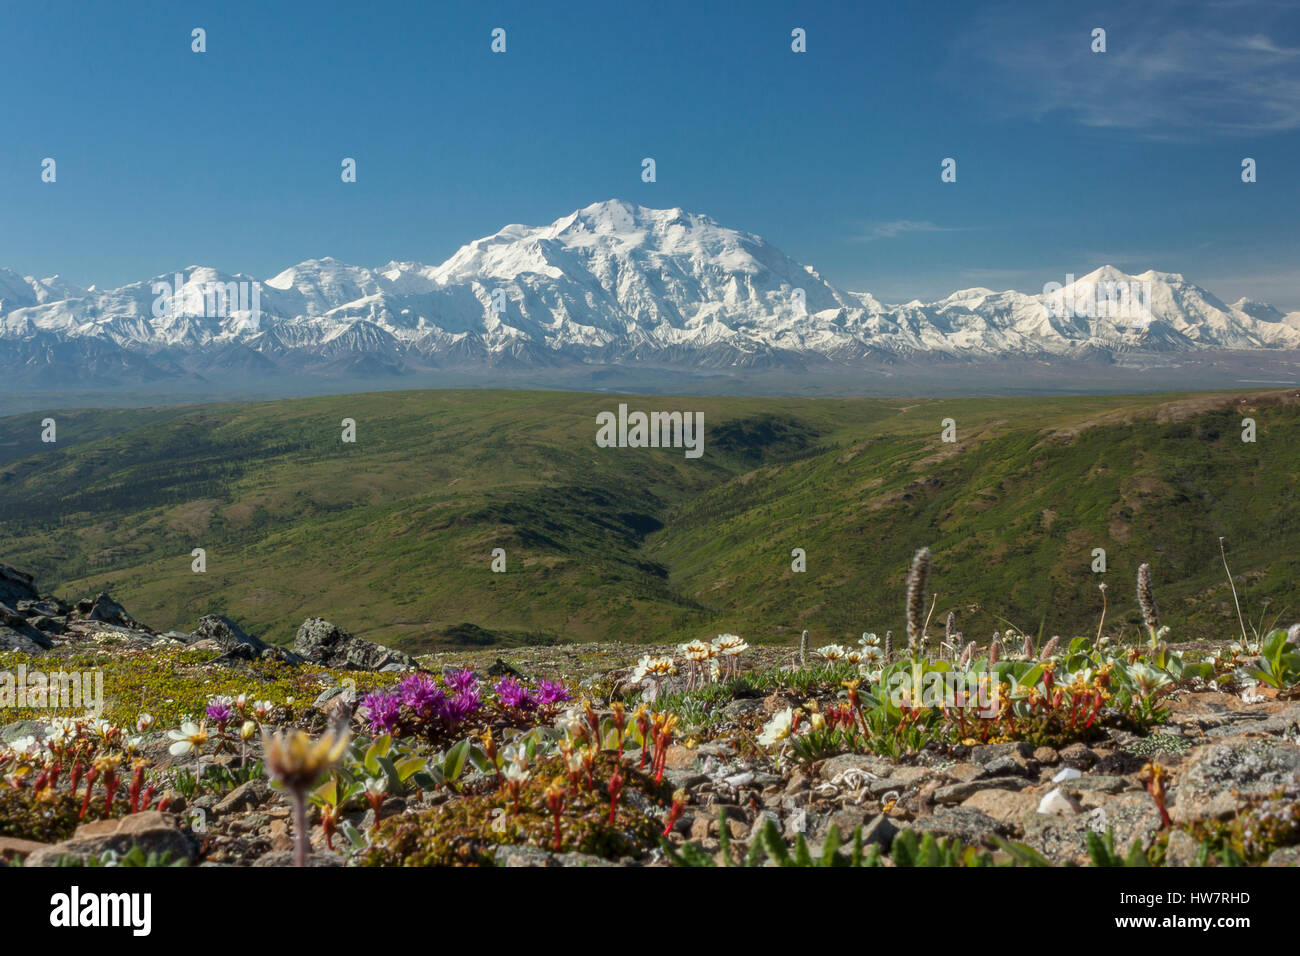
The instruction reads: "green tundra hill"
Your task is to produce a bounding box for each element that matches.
[0,387,1296,652]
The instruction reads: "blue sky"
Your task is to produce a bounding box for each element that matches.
[3,0,1299,306]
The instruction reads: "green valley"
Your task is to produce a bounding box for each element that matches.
[0,388,1295,652]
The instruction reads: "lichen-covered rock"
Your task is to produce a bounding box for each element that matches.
[0,565,40,607]
[1173,737,1300,823]
[23,811,195,866]
[292,617,414,671]
[191,614,301,663]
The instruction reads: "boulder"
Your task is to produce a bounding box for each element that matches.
[291,617,414,671]
[23,811,195,866]
[74,591,146,631]
[1172,736,1300,823]
[0,624,51,653]
[0,565,39,607]
[191,615,300,663]
[1022,793,1162,865]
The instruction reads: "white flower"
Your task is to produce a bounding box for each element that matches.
[859,632,880,647]
[630,655,677,681]
[1128,663,1172,697]
[858,667,884,683]
[167,721,208,757]
[757,708,796,747]
[679,640,712,662]
[502,761,530,784]
[712,634,748,656]
[817,644,847,661]
[6,735,38,756]
[135,713,155,733]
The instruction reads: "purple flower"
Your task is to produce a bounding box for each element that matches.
[444,690,482,724]
[205,699,234,725]
[363,691,402,735]
[536,679,570,706]
[398,674,445,718]
[494,677,537,712]
[444,668,479,696]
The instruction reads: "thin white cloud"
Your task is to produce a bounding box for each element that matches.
[955,1,1300,137]
[851,220,973,242]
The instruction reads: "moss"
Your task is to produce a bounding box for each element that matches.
[361,753,669,866]
[0,648,396,728]
[1187,790,1300,864]
[0,787,118,843]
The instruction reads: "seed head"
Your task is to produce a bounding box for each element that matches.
[1137,563,1160,634]
[906,548,931,649]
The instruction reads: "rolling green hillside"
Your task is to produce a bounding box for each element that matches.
[0,388,1296,651]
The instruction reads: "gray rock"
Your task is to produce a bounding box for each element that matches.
[192,614,301,664]
[292,617,415,671]
[1265,845,1300,867]
[23,811,194,866]
[748,811,781,839]
[1059,774,1133,794]
[214,779,272,816]
[0,565,40,606]
[983,754,1036,777]
[721,698,765,718]
[859,813,898,848]
[819,753,895,780]
[814,807,872,839]
[193,614,269,655]
[933,776,1029,806]
[1,719,47,744]
[1023,793,1162,865]
[74,591,146,630]
[909,806,1014,847]
[1173,737,1300,822]
[1164,829,1206,867]
[495,845,619,867]
[969,741,1034,765]
[0,624,50,653]
[251,850,346,867]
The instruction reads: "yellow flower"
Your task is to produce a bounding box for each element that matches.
[262,727,350,793]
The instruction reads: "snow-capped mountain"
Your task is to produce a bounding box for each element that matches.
[3,200,1299,387]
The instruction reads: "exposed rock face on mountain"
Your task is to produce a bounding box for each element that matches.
[292,617,416,672]
[3,201,1298,388]
[188,614,301,664]
[0,564,411,668]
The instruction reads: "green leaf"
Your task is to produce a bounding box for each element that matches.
[363,734,392,776]
[443,739,471,783]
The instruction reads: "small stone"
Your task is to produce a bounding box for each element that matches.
[783,808,809,839]
[1058,743,1097,768]
[1052,767,1082,782]
[214,779,272,816]
[1034,746,1060,765]
[934,776,1028,806]
[1037,787,1081,816]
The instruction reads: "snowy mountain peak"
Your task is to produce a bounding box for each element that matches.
[2,203,1298,387]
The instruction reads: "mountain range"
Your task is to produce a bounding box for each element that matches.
[3,199,1299,390]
